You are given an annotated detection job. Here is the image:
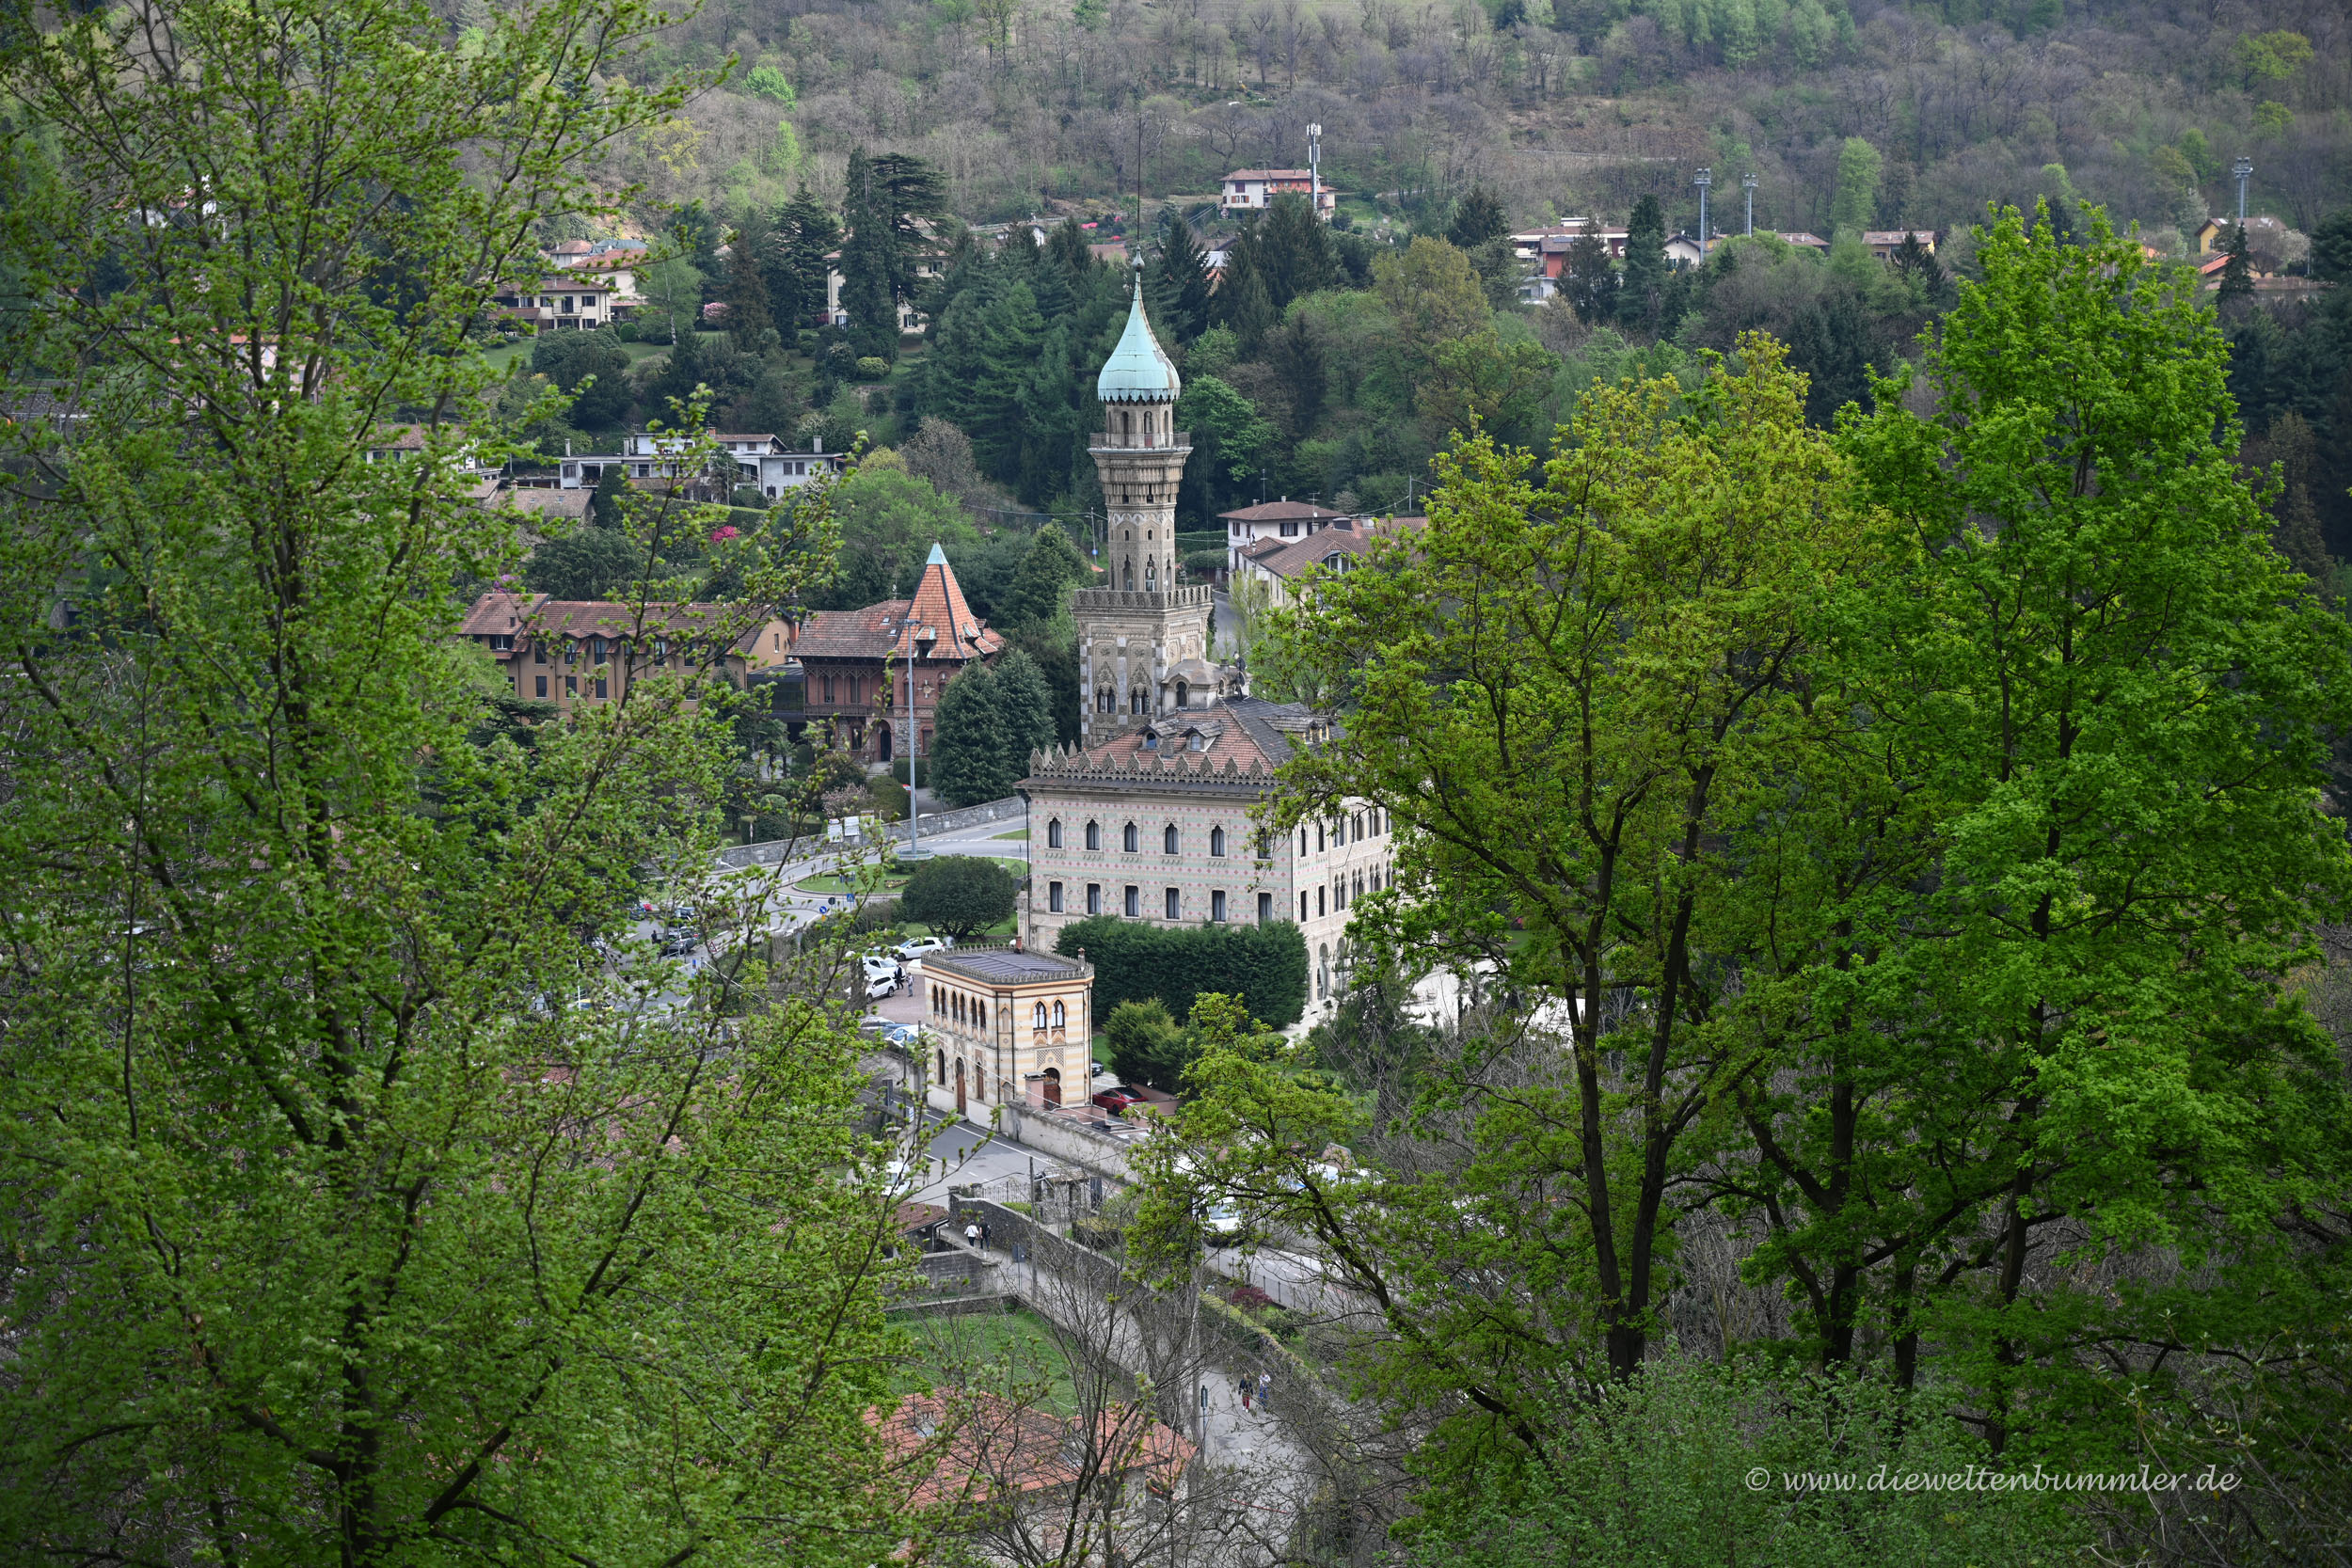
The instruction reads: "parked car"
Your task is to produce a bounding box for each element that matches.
[1089,1060,1112,1081]
[892,934,952,962]
[861,952,902,981]
[661,930,702,957]
[866,971,898,1001]
[1090,1085,1143,1114]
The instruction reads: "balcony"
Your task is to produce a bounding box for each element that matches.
[1089,430,1191,455]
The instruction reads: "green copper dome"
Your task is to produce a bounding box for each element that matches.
[1094,261,1181,404]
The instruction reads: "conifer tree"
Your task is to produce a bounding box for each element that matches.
[1150,218,1214,343]
[1564,217,1616,323]
[837,150,898,359]
[1621,194,1670,335]
[2218,220,2255,301]
[993,647,1058,777]
[1446,182,1508,250]
[1256,194,1337,309]
[767,185,839,336]
[999,523,1088,634]
[722,222,776,341]
[927,660,1008,806]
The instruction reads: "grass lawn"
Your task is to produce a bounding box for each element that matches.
[991,828,1028,840]
[899,1307,1075,1411]
[797,871,912,895]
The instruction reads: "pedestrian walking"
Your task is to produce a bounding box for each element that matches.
[964,1221,980,1248]
[979,1222,992,1251]
[1239,1376,1253,1412]
[1259,1370,1272,1411]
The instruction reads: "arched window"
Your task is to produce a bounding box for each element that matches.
[1354,871,1364,901]
[1123,822,1138,853]
[1053,1000,1066,1028]
[936,1048,946,1082]
[1144,559,1157,592]
[1034,1002,1047,1029]
[1164,823,1180,855]
[1173,678,1188,708]
[1317,944,1330,999]
[1123,562,1135,591]
[976,1001,987,1028]
[1210,826,1227,857]
[1086,820,1102,850]
[1298,827,1308,857]
[1316,823,1326,852]
[1131,689,1147,715]
[1047,817,1063,848]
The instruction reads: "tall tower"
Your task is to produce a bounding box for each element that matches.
[1076,260,1218,747]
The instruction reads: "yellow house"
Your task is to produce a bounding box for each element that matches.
[923,948,1094,1116]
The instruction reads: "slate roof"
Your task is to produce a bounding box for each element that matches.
[1216,499,1349,524]
[1022,696,1322,794]
[928,948,1090,986]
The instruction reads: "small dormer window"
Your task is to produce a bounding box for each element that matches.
[1140,731,1158,751]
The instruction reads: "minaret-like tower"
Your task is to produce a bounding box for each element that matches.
[1076,259,1216,747]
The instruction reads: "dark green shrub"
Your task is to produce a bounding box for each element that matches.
[1102,999,1188,1090]
[1053,916,1307,1028]
[897,855,1019,941]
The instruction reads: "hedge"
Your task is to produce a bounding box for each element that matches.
[1053,916,1307,1029]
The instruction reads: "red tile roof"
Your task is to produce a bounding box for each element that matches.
[459,591,764,652]
[904,549,1001,660]
[872,1391,1193,1512]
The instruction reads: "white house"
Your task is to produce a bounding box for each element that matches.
[1218,169,1337,219]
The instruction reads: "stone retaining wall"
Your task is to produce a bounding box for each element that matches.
[994,1101,1142,1186]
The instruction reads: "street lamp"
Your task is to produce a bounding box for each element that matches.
[1693,167,1712,261]
[1741,171,1757,237]
[2232,156,2253,226]
[899,624,937,863]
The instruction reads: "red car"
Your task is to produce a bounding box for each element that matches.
[1090,1086,1143,1114]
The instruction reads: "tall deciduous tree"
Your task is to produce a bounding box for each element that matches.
[1241,338,1875,1402]
[0,0,914,1562]
[1825,201,2352,1448]
[1831,135,1884,239]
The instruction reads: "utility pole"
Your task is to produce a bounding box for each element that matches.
[1741,171,1757,237]
[1693,167,1711,261]
[2232,156,2253,226]
[1308,121,1323,223]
